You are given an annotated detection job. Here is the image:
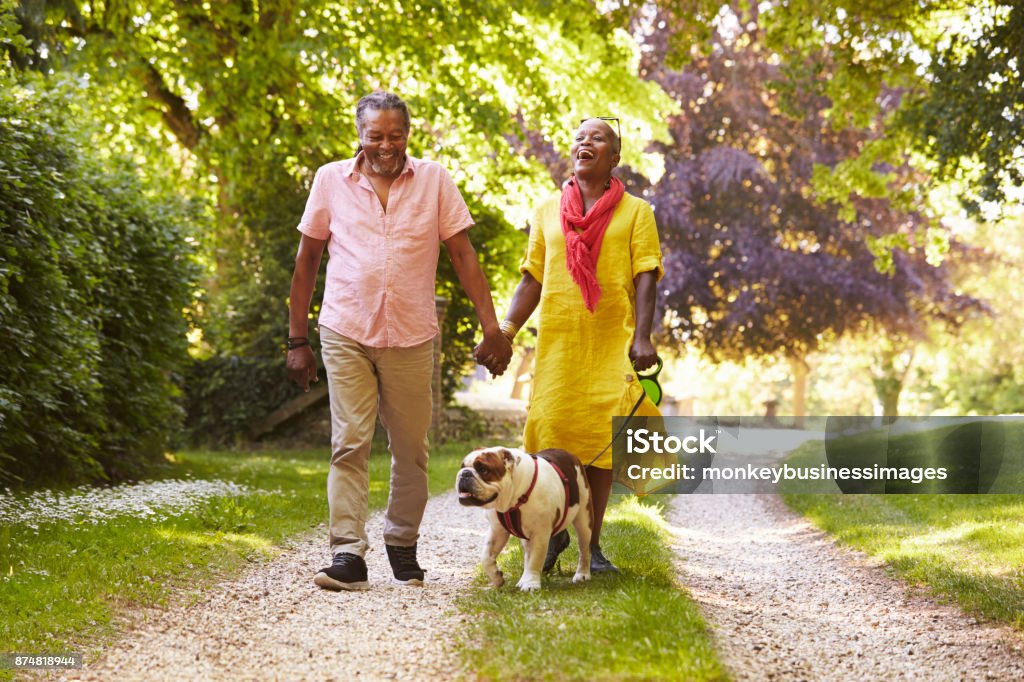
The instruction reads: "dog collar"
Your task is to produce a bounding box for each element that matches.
[497,456,540,539]
[510,455,539,511]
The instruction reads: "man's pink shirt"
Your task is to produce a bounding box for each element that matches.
[297,153,473,348]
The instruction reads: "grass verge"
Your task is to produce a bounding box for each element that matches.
[0,439,466,676]
[455,495,727,682]
[782,420,1024,628]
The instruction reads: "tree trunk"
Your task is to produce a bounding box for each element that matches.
[789,356,809,429]
[872,341,915,424]
[510,347,535,401]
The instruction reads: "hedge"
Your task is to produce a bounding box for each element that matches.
[0,79,199,485]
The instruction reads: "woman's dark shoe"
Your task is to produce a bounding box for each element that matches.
[542,529,571,573]
[590,545,619,574]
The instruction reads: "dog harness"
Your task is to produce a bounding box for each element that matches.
[497,454,572,540]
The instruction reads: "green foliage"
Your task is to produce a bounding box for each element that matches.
[925,214,1024,414]
[437,197,526,401]
[180,355,295,447]
[179,155,318,444]
[7,0,676,439]
[0,74,200,484]
[903,3,1023,211]
[755,0,1023,214]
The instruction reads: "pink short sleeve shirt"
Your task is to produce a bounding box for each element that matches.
[296,154,473,348]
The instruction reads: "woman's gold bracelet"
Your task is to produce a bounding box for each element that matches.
[499,319,520,344]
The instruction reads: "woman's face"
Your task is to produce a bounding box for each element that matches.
[571,119,620,178]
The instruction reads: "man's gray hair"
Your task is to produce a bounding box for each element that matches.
[356,92,411,135]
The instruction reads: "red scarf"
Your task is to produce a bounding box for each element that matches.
[559,176,625,313]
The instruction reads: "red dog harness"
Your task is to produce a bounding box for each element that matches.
[497,454,572,540]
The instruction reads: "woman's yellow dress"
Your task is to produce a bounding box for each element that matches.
[521,192,664,473]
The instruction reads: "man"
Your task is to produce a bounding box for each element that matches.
[287,91,511,591]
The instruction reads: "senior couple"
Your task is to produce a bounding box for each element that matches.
[287,92,663,591]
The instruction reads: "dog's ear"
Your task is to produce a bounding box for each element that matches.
[499,448,516,469]
[463,448,484,468]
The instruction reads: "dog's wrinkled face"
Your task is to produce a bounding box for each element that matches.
[456,447,516,507]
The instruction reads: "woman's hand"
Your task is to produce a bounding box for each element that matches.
[630,336,658,372]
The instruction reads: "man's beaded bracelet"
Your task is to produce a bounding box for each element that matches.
[286,337,310,350]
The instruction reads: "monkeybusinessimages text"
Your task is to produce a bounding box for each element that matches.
[623,428,949,485]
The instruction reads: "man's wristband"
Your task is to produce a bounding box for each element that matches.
[286,337,310,350]
[499,320,519,344]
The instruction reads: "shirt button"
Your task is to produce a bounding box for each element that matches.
[625,374,634,382]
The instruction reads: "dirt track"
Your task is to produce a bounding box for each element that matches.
[62,490,1024,681]
[668,494,1024,681]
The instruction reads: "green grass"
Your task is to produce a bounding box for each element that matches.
[456,495,727,682]
[0,439,467,675]
[782,420,1024,628]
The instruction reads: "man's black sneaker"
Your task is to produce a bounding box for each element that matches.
[386,543,425,585]
[314,552,369,591]
[590,545,620,574]
[542,529,571,573]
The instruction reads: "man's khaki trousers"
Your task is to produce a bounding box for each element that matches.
[319,327,433,557]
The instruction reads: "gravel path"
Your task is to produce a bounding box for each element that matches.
[69,492,485,682]
[668,494,1024,681]
[60,489,1024,681]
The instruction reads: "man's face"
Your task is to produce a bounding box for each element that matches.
[570,119,620,178]
[358,108,409,177]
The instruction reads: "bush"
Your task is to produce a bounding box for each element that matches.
[0,78,199,485]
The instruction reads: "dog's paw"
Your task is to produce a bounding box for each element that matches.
[517,576,542,592]
[489,571,505,588]
[572,571,591,584]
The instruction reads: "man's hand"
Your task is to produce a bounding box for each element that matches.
[474,330,513,377]
[630,336,658,372]
[287,346,319,392]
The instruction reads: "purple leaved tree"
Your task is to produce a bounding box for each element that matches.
[623,3,984,418]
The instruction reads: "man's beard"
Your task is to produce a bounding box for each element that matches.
[367,151,404,177]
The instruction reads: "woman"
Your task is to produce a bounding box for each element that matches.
[497,117,663,573]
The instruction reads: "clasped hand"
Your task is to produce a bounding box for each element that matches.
[474,331,513,377]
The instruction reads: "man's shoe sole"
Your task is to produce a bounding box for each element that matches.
[314,572,370,591]
[391,576,424,586]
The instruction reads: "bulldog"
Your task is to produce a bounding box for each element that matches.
[457,446,593,591]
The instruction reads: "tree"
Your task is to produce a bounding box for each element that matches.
[754,0,1023,213]
[7,0,678,438]
[624,2,983,416]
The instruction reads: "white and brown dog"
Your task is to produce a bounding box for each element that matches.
[457,446,593,591]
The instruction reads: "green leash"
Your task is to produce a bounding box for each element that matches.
[584,357,663,467]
